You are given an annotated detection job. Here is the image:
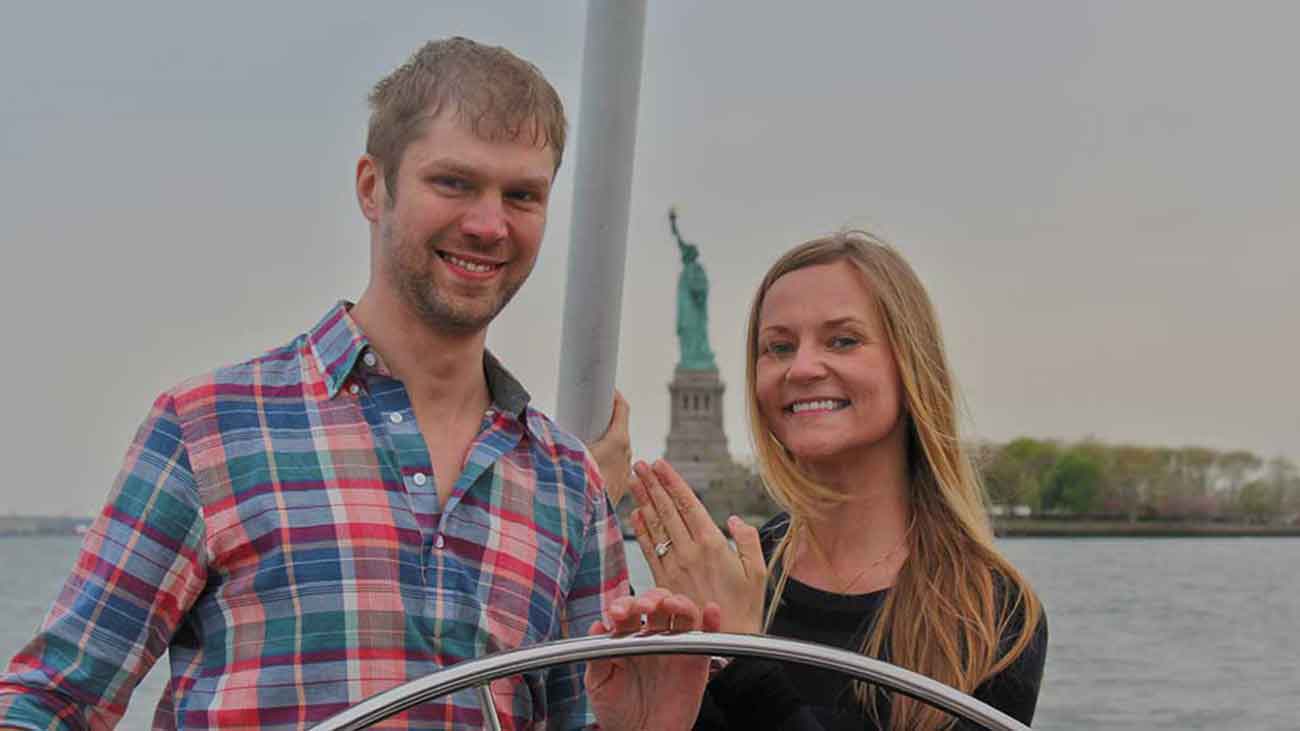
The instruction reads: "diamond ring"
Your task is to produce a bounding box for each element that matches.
[654,539,673,558]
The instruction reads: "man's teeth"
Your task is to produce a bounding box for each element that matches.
[446,254,496,273]
[790,400,844,413]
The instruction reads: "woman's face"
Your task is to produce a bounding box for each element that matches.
[754,259,906,472]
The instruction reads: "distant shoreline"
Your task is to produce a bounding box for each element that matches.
[992,518,1300,538]
[0,516,89,538]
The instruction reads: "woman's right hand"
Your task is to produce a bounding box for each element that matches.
[629,460,767,635]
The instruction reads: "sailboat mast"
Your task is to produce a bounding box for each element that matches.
[555,0,648,440]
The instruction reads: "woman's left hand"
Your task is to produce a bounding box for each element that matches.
[629,460,767,635]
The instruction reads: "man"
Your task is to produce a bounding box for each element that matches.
[0,37,691,730]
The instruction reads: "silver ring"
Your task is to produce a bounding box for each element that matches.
[654,539,673,558]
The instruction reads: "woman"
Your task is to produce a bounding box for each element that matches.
[627,230,1047,730]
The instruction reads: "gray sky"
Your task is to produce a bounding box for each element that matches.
[2,2,1297,516]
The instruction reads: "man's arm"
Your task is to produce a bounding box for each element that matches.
[543,453,631,730]
[0,393,208,730]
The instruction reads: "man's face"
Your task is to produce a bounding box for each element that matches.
[371,112,555,335]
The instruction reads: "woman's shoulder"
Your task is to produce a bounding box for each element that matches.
[988,568,1049,656]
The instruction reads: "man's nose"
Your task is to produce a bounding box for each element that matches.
[460,194,509,243]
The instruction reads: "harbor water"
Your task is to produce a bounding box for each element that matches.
[2,536,1296,730]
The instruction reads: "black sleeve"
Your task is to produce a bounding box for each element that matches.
[957,604,1048,729]
[694,658,829,731]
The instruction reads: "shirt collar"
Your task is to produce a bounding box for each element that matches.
[307,301,369,399]
[306,301,532,420]
[483,349,531,418]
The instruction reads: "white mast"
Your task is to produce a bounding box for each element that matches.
[556,0,649,440]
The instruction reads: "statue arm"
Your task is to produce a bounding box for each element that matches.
[669,209,689,251]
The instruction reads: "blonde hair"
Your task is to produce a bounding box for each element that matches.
[746,230,1043,730]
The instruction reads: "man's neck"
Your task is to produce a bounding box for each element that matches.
[350,288,491,414]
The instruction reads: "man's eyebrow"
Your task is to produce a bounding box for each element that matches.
[421,158,477,176]
[422,158,550,190]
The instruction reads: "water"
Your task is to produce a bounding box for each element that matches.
[2,537,1297,730]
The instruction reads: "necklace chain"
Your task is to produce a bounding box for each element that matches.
[804,528,908,594]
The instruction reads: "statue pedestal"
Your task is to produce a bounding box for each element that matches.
[664,366,733,492]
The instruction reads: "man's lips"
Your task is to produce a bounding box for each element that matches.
[437,251,504,277]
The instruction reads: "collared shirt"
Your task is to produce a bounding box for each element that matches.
[0,302,630,730]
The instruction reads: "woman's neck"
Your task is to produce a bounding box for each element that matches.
[790,434,913,593]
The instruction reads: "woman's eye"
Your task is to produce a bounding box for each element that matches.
[830,336,860,349]
[765,341,794,356]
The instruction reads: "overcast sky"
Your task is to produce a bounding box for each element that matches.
[2,2,1297,516]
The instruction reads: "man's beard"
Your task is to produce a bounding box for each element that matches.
[399,268,525,335]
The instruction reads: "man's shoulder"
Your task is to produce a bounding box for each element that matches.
[159,331,314,422]
[520,406,592,466]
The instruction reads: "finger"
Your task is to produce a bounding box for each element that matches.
[665,592,703,633]
[630,509,668,585]
[599,389,630,439]
[628,463,661,526]
[605,595,649,636]
[645,460,693,545]
[655,460,717,543]
[629,588,674,633]
[640,590,686,633]
[631,463,670,546]
[611,389,629,430]
[728,516,767,582]
[701,601,723,633]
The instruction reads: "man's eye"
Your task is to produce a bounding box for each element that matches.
[507,189,543,205]
[433,176,469,191]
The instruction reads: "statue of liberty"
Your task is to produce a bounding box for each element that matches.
[669,207,716,370]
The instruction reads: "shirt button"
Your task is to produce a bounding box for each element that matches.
[348,383,361,395]
[412,472,427,486]
[389,412,403,424]
[363,352,377,368]
[434,534,446,549]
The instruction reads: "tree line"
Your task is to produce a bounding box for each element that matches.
[974,438,1300,523]
[698,439,1300,526]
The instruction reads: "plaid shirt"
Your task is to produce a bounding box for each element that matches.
[0,302,629,730]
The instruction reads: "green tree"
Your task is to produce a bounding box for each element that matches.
[1041,449,1103,514]
[987,438,1061,511]
[1235,480,1282,523]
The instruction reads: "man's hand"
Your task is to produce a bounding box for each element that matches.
[586,589,722,731]
[588,390,632,506]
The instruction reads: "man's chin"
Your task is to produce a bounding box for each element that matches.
[415,297,503,335]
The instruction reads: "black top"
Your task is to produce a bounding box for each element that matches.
[694,515,1047,730]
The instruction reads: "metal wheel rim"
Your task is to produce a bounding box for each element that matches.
[310,631,1030,730]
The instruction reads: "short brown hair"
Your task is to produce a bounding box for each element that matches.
[366,37,567,196]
